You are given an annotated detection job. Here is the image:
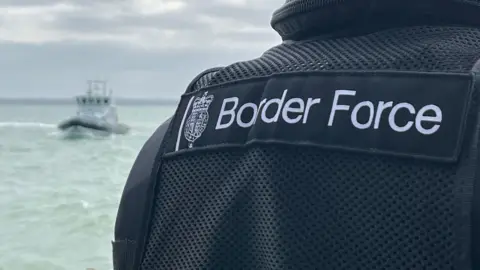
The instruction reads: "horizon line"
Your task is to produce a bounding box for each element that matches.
[0,97,179,105]
[0,96,178,100]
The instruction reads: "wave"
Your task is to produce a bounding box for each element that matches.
[129,122,160,129]
[0,121,159,129]
[0,121,56,129]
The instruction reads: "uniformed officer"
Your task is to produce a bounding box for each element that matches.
[113,0,480,269]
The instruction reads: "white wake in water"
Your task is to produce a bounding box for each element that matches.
[0,121,158,129]
[0,121,157,140]
[0,122,56,129]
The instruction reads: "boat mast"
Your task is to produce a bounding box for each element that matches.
[87,79,108,96]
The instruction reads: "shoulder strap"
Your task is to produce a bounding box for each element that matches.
[112,118,171,270]
[185,67,223,94]
[112,67,223,270]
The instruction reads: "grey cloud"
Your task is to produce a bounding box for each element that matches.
[0,41,257,71]
[49,1,277,32]
[0,0,61,6]
[51,12,206,33]
[45,0,281,49]
[50,13,278,45]
[198,3,275,24]
[0,0,126,6]
[0,0,283,98]
[0,41,263,98]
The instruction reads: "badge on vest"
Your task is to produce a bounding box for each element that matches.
[183,92,214,148]
[169,71,474,162]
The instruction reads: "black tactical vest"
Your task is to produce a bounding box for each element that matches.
[112,2,480,270]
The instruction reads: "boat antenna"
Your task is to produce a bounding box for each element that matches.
[87,80,93,96]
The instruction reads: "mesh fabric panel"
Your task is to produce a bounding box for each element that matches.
[140,26,480,269]
[208,26,480,85]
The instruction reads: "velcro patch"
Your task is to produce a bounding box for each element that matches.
[166,71,475,162]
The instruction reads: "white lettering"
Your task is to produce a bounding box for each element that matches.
[373,101,393,129]
[303,98,321,123]
[236,103,257,128]
[416,105,442,135]
[262,89,287,123]
[215,97,238,130]
[351,101,375,129]
[328,90,356,126]
[213,89,443,136]
[282,98,304,124]
[253,99,267,124]
[214,89,322,130]
[389,102,415,132]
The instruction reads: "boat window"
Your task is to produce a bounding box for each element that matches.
[104,98,109,104]
[82,98,86,104]
[97,99,101,104]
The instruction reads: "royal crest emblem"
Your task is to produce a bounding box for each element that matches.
[184,91,214,148]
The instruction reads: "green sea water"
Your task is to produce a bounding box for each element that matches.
[0,104,176,270]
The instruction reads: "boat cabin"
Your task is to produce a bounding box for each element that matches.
[75,80,112,106]
[76,96,110,105]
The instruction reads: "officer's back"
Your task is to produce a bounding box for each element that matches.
[113,0,480,269]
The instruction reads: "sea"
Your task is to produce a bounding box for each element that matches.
[0,103,177,270]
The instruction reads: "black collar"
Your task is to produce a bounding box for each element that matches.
[271,0,480,40]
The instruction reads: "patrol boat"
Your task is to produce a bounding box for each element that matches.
[57,80,129,137]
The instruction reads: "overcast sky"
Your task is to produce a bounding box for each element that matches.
[0,0,282,98]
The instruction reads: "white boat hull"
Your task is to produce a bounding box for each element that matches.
[61,126,111,139]
[58,80,129,138]
[58,116,129,137]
